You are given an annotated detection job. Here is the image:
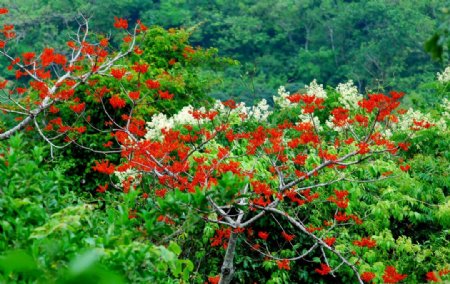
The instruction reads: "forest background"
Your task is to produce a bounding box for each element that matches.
[0,0,449,283]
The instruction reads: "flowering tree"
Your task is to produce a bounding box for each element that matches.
[1,8,449,284]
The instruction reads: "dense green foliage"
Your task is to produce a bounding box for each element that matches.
[0,135,194,283]
[1,0,448,104]
[0,2,449,284]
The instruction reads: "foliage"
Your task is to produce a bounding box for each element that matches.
[0,134,193,283]
[0,5,449,284]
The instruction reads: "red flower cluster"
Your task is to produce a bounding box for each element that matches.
[222,99,238,109]
[426,271,439,282]
[277,259,290,270]
[258,231,269,240]
[96,183,108,193]
[0,8,9,14]
[353,237,377,248]
[132,62,149,73]
[361,271,376,282]
[327,189,349,209]
[109,95,126,109]
[334,212,363,224]
[129,91,140,100]
[400,164,410,172]
[110,68,127,79]
[382,266,407,283]
[323,237,336,247]
[155,188,167,198]
[210,228,231,249]
[92,160,115,175]
[281,231,295,242]
[208,275,220,284]
[145,79,160,89]
[331,107,349,126]
[358,93,401,121]
[70,102,85,114]
[315,263,331,275]
[113,17,128,29]
[158,90,174,100]
[357,142,370,155]
[287,93,324,114]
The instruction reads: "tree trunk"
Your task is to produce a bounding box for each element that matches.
[219,231,239,284]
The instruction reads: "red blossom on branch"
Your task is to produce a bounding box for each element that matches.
[113,16,128,29]
[277,259,290,270]
[361,271,376,282]
[382,266,407,283]
[315,263,331,275]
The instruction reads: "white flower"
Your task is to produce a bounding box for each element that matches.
[395,108,447,133]
[248,99,271,121]
[437,66,450,83]
[273,86,292,108]
[306,79,327,99]
[144,113,173,140]
[442,98,450,121]
[335,80,361,109]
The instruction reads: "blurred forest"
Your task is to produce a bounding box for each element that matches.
[0,0,448,105]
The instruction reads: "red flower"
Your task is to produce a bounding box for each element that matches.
[358,142,370,155]
[281,231,295,242]
[103,141,113,148]
[49,105,59,114]
[22,52,36,64]
[0,80,8,89]
[70,102,85,114]
[258,231,269,240]
[315,263,331,275]
[145,79,160,89]
[158,90,174,100]
[361,271,376,282]
[113,16,128,29]
[353,237,377,248]
[293,154,308,166]
[132,62,149,73]
[426,271,439,282]
[0,8,9,14]
[323,237,336,247]
[222,99,237,109]
[110,68,127,79]
[129,91,140,100]
[96,183,108,193]
[208,275,220,284]
[334,211,350,222]
[92,160,115,175]
[382,266,407,283]
[400,164,410,172]
[109,95,126,109]
[155,188,167,198]
[277,259,290,270]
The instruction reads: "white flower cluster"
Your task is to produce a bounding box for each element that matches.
[114,168,140,186]
[394,108,447,133]
[273,86,291,108]
[335,80,361,109]
[144,105,202,140]
[305,79,327,99]
[273,80,327,108]
[437,66,450,83]
[442,98,450,121]
[144,100,272,140]
[248,99,271,121]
